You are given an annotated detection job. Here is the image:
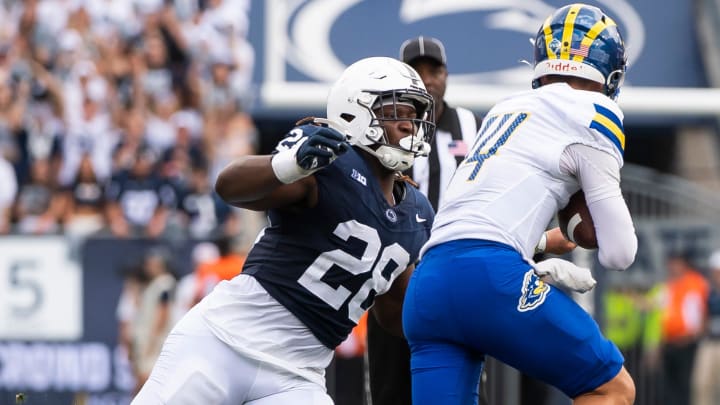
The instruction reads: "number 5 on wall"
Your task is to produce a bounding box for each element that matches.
[0,237,82,340]
[9,260,43,317]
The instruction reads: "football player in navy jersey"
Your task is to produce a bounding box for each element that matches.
[132,56,437,405]
[403,4,637,405]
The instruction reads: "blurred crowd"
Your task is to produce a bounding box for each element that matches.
[0,0,261,243]
[602,250,720,405]
[116,237,248,393]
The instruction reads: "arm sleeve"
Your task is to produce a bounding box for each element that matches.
[560,143,637,270]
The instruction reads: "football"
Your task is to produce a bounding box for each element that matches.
[557,190,598,249]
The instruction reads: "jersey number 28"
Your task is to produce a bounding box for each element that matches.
[298,220,410,323]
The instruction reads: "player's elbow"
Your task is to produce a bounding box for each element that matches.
[215,169,231,199]
[370,299,404,337]
[215,160,251,204]
[599,233,637,271]
[371,310,404,337]
[215,163,241,201]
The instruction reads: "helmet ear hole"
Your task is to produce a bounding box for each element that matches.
[605,70,625,99]
[365,127,382,142]
[340,113,355,123]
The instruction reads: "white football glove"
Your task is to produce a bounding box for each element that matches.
[533,258,596,293]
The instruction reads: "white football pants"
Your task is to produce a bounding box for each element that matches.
[131,306,333,405]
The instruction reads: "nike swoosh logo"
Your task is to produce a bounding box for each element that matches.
[415,214,427,223]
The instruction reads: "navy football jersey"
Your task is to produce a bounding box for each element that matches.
[243,148,434,349]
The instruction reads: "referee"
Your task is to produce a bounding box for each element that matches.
[365,36,483,405]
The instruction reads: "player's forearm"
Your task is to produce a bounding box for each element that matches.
[570,143,637,270]
[539,227,576,255]
[589,196,637,270]
[215,156,284,205]
[217,155,317,211]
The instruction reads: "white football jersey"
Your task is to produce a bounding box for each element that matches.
[423,83,625,259]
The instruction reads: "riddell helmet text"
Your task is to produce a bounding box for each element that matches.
[544,61,584,72]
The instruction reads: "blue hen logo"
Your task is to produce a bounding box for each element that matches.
[517,269,550,312]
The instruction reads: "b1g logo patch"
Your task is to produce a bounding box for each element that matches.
[517,269,550,312]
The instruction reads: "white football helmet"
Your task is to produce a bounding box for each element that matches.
[326,57,435,172]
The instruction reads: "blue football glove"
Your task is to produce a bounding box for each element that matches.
[295,124,349,170]
[272,124,349,184]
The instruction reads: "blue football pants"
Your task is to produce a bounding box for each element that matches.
[402,239,624,405]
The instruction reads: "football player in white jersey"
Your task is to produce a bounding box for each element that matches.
[402,4,638,405]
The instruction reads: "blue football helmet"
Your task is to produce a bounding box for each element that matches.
[532,3,627,99]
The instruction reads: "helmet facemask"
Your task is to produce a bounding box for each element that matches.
[340,88,435,172]
[363,89,434,171]
[326,57,436,172]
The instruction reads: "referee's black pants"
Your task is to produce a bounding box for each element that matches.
[366,312,413,405]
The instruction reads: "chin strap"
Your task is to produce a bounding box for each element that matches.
[395,173,419,188]
[352,143,414,172]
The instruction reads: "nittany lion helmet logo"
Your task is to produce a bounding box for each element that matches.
[517,269,550,312]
